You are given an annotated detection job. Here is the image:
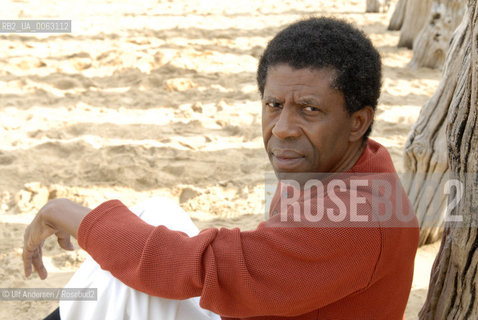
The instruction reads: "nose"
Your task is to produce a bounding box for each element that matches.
[271,106,301,140]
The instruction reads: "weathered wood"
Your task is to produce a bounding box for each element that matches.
[389,0,408,30]
[403,10,469,246]
[398,0,433,48]
[420,0,478,318]
[366,0,391,12]
[409,0,466,69]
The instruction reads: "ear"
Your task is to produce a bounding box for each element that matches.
[349,106,374,142]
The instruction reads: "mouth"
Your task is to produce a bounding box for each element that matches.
[270,149,305,171]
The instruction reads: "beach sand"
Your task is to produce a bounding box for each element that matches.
[0,0,442,318]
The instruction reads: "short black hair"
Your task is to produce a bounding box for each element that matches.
[257,17,382,139]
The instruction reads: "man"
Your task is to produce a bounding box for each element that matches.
[24,17,419,319]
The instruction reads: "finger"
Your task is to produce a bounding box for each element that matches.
[31,245,48,280]
[57,231,75,251]
[23,246,33,278]
[23,226,34,277]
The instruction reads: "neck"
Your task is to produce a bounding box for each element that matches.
[338,139,367,173]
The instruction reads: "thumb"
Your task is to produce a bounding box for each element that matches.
[56,231,75,250]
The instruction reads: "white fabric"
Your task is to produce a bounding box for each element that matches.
[59,197,221,320]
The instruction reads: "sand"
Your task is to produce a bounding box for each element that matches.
[0,0,442,319]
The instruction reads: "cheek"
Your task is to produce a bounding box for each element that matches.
[303,124,337,157]
[261,115,272,145]
[261,108,276,135]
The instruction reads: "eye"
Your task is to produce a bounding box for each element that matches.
[303,105,321,113]
[265,101,282,109]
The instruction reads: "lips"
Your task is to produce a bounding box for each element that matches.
[271,149,305,170]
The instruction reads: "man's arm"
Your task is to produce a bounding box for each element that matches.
[77,199,382,317]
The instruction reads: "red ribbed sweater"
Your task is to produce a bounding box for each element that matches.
[78,139,419,319]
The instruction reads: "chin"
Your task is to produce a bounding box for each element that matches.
[274,170,316,184]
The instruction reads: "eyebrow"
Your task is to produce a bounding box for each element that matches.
[263,95,282,102]
[263,95,322,106]
[297,97,321,105]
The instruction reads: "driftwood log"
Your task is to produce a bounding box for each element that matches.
[398,0,433,48]
[409,0,466,69]
[403,7,470,246]
[389,0,409,30]
[419,0,478,318]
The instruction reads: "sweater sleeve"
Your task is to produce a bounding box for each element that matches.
[78,199,382,318]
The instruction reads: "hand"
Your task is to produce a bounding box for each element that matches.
[23,198,91,279]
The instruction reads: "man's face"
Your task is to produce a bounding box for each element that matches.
[262,64,356,178]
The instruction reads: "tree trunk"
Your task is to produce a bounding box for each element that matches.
[420,1,478,318]
[398,0,434,48]
[389,0,408,30]
[403,10,469,246]
[409,0,466,69]
[366,0,391,13]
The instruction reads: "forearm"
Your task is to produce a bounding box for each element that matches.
[77,200,206,298]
